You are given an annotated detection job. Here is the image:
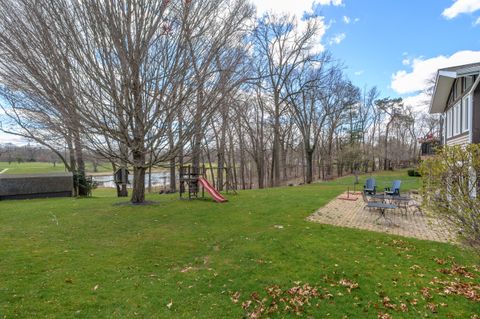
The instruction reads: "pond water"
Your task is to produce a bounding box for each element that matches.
[91,172,170,188]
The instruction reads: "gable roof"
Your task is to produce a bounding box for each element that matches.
[429,62,480,114]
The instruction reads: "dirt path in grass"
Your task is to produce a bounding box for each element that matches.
[0,168,8,174]
[307,192,454,243]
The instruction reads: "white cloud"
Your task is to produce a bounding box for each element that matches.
[402,92,431,113]
[402,58,411,66]
[354,70,364,76]
[329,33,346,45]
[0,132,27,145]
[251,0,343,18]
[392,50,480,114]
[475,16,480,25]
[342,16,359,24]
[391,50,480,95]
[300,16,327,54]
[442,0,480,19]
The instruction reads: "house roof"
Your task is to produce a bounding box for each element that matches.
[429,62,480,114]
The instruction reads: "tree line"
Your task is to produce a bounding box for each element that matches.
[0,0,439,203]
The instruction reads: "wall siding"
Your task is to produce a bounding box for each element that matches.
[446,133,469,147]
[473,84,480,144]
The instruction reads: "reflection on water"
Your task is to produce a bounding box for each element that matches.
[91,172,170,188]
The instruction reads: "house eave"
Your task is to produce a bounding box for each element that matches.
[429,73,455,114]
[429,63,480,114]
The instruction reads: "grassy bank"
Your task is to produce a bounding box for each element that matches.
[0,170,478,318]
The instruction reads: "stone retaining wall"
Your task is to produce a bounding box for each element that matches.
[0,173,73,201]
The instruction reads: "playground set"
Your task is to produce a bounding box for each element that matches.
[179,165,228,203]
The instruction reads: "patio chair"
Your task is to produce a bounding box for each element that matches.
[363,178,376,195]
[362,191,382,210]
[385,180,401,196]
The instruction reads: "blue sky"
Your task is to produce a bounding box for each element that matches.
[319,0,480,99]
[2,0,480,144]
[253,0,480,111]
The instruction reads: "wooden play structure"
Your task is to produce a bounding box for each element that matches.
[179,165,227,203]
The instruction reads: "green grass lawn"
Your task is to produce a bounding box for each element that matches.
[0,170,478,318]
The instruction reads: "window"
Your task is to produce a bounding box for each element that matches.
[447,108,452,138]
[454,102,461,135]
[463,96,470,132]
[452,80,457,100]
[459,103,462,134]
[466,76,474,89]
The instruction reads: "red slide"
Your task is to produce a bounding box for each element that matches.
[198,177,228,203]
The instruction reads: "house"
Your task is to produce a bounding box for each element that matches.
[430,62,480,146]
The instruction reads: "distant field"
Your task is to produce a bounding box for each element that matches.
[0,162,112,175]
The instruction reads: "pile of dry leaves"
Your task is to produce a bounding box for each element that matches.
[231,279,359,318]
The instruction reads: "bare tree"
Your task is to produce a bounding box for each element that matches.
[285,53,336,183]
[0,0,88,194]
[252,13,324,187]
[375,98,404,170]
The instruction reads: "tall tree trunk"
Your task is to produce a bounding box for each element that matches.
[305,148,314,184]
[170,157,176,193]
[272,90,281,187]
[73,133,87,196]
[238,125,246,190]
[66,133,77,196]
[192,87,204,174]
[178,109,184,169]
[131,150,146,203]
[217,125,226,191]
[384,126,390,170]
[327,135,334,177]
[168,119,177,193]
[148,165,152,193]
[228,129,237,190]
[256,158,264,189]
[204,139,216,187]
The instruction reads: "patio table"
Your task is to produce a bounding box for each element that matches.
[366,202,397,225]
[389,196,413,213]
[369,194,389,201]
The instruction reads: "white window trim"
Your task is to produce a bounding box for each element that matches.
[462,95,469,133]
[456,102,461,135]
[447,108,452,138]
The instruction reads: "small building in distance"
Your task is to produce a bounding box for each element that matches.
[0,172,73,201]
[418,133,441,160]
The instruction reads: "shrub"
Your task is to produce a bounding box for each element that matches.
[73,173,97,197]
[420,144,480,253]
[407,169,421,177]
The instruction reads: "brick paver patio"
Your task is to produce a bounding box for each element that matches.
[307,192,454,243]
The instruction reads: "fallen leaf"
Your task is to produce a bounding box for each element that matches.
[427,302,437,313]
[181,266,193,273]
[231,291,241,304]
[377,312,392,319]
